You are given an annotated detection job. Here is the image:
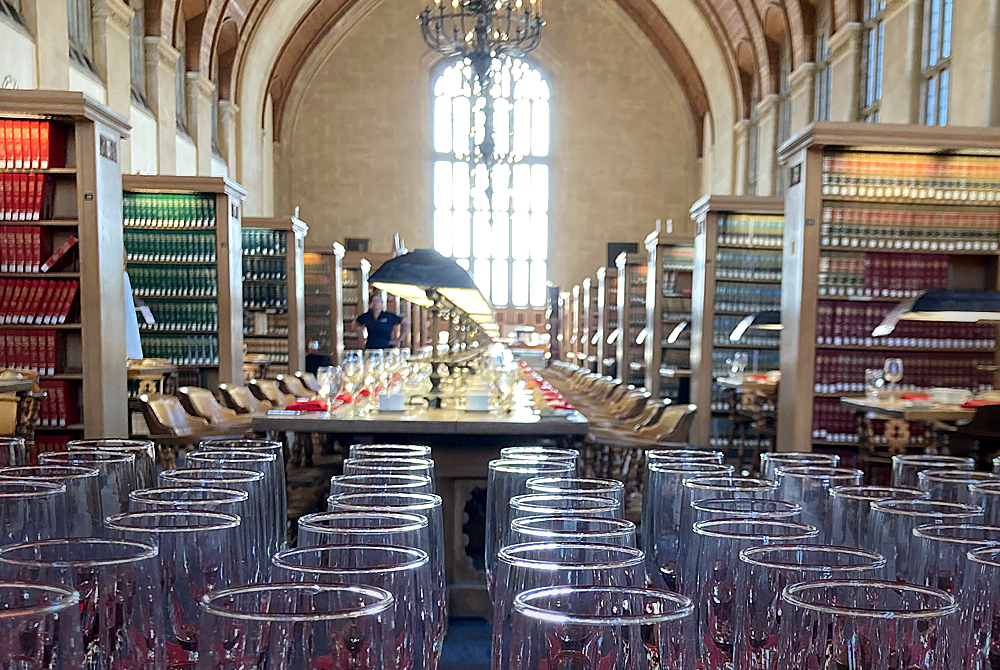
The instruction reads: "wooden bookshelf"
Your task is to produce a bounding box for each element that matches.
[341,252,371,352]
[644,229,695,400]
[122,175,246,388]
[303,243,345,364]
[596,266,618,376]
[0,91,131,443]
[242,216,308,376]
[557,290,571,362]
[776,122,1000,453]
[689,196,784,446]
[581,277,599,372]
[616,252,647,388]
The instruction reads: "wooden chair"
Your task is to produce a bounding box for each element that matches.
[138,394,247,468]
[249,379,295,409]
[295,372,320,393]
[276,374,317,400]
[177,387,252,429]
[218,384,273,415]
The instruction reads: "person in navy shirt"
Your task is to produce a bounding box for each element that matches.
[356,291,410,350]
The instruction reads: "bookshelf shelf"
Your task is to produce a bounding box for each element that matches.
[304,243,345,364]
[616,252,647,388]
[342,252,372,353]
[644,228,695,398]
[123,175,246,389]
[242,216,308,377]
[36,424,84,432]
[596,266,617,376]
[0,167,76,175]
[0,272,79,278]
[776,121,1000,452]
[1,323,82,330]
[5,220,79,227]
[689,195,785,447]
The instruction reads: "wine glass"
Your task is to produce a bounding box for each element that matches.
[316,366,333,399]
[883,357,903,402]
[364,349,386,414]
[385,348,403,394]
[342,350,364,416]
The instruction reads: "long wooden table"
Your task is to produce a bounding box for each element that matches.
[254,403,589,619]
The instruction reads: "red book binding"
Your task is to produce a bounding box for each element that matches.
[11,121,22,169]
[58,281,79,324]
[40,235,78,273]
[28,121,40,169]
[2,121,14,169]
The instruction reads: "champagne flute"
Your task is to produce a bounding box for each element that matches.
[385,348,403,394]
[342,350,364,417]
[884,357,903,403]
[364,349,386,414]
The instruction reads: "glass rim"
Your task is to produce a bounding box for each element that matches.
[971,482,1000,495]
[328,491,443,512]
[0,582,80,619]
[682,476,778,492]
[41,450,135,464]
[200,582,394,622]
[160,467,264,483]
[129,487,249,505]
[68,438,154,450]
[298,511,428,534]
[344,457,434,468]
[273,545,429,575]
[761,452,839,463]
[829,485,926,501]
[498,542,644,570]
[891,454,975,466]
[647,448,725,461]
[0,465,100,481]
[500,446,580,459]
[693,518,820,540]
[525,477,625,494]
[912,523,1000,545]
[739,544,886,572]
[918,469,1000,484]
[512,585,693,625]
[648,462,732,475]
[350,445,432,457]
[187,450,277,463]
[968,546,1000,568]
[330,474,432,488]
[0,437,24,444]
[782,579,957,620]
[774,466,864,480]
[0,480,66,498]
[488,459,576,474]
[0,538,158,568]
[510,515,635,539]
[199,438,281,451]
[509,494,620,513]
[691,498,803,517]
[106,510,241,533]
[870,499,984,518]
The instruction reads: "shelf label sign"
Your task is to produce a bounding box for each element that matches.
[789,162,802,187]
[99,134,118,163]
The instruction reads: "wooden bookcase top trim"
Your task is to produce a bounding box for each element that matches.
[778,121,1000,163]
[243,216,308,236]
[0,90,130,138]
[690,195,786,220]
[122,175,247,199]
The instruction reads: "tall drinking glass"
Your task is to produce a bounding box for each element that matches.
[492,543,645,670]
[106,510,242,668]
[0,538,165,669]
[297,511,429,548]
[691,520,820,670]
[40,450,136,516]
[509,516,637,547]
[350,444,432,459]
[0,480,65,544]
[774,465,864,539]
[647,448,725,465]
[641,461,733,592]
[343,457,435,488]
[197,583,395,670]
[962,546,1000,670]
[970,481,1000,525]
[734,545,886,670]
[891,453,975,487]
[870,498,984,581]
[273,545,432,670]
[828,485,927,547]
[759,452,840,481]
[690,498,802,525]
[525,476,626,507]
[342,349,365,416]
[884,357,904,400]
[0,437,26,467]
[509,494,621,523]
[330,473,434,496]
[509,586,696,670]
[778,580,956,669]
[0,583,82,667]
[485,459,576,598]
[500,446,580,464]
[0,465,101,537]
[918,469,1000,503]
[68,439,157,489]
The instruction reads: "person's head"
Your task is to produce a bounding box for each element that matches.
[369,292,383,313]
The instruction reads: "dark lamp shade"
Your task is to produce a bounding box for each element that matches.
[730,310,782,342]
[873,289,1000,336]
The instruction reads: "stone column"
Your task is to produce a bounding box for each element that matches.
[218,101,239,179]
[755,95,779,197]
[788,63,816,135]
[185,73,215,176]
[949,0,1000,126]
[878,0,919,123]
[732,119,750,195]
[144,36,178,174]
[828,23,861,122]
[91,0,133,170]
[30,0,71,88]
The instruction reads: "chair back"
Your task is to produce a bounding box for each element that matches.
[218,384,272,414]
[295,372,320,393]
[276,374,316,400]
[645,404,697,443]
[629,400,670,431]
[249,379,294,409]
[177,387,239,425]
[139,394,208,437]
[611,390,649,420]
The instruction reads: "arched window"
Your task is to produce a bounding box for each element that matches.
[432,56,550,308]
[814,0,832,121]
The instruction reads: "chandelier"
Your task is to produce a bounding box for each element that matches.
[417,0,544,82]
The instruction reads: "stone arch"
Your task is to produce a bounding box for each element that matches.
[760,2,789,93]
[736,39,757,118]
[212,13,241,99]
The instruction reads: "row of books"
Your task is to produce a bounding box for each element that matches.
[815,301,996,349]
[717,214,784,247]
[714,283,781,313]
[0,227,76,272]
[660,350,688,371]
[715,249,782,281]
[710,348,780,377]
[817,252,949,297]
[811,399,932,446]
[821,152,1000,201]
[813,351,995,394]
[0,330,62,374]
[0,279,79,324]
[242,229,287,256]
[140,335,220,366]
[245,284,287,309]
[37,381,79,427]
[123,193,216,229]
[0,120,67,169]
[138,301,218,332]
[662,270,691,297]
[713,315,780,347]
[243,257,286,281]
[124,231,216,263]
[820,204,1000,251]
[245,312,289,338]
[32,435,72,460]
[1,174,54,221]
[129,266,218,297]
[660,248,695,271]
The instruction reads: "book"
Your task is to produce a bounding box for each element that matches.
[11,121,22,169]
[28,121,40,170]
[40,235,78,272]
